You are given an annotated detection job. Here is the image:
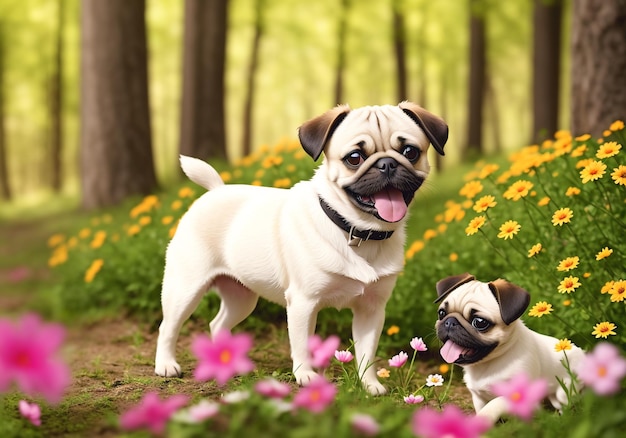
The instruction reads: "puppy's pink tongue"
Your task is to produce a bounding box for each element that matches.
[373,188,407,222]
[440,340,464,364]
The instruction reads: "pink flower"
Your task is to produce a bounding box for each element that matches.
[404,394,424,404]
[410,337,428,352]
[174,399,219,424]
[308,335,340,368]
[120,391,189,435]
[8,266,30,283]
[293,375,337,413]
[388,351,408,368]
[192,331,255,386]
[490,373,548,421]
[19,400,41,426]
[412,405,492,438]
[334,350,354,363]
[255,378,291,399]
[576,342,626,395]
[350,413,380,436]
[0,313,71,404]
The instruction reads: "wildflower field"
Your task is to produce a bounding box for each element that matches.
[1,123,625,437]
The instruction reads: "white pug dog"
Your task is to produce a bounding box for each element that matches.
[435,273,584,422]
[154,102,447,394]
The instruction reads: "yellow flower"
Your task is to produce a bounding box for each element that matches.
[169,224,178,239]
[377,368,390,378]
[611,165,626,186]
[459,180,484,199]
[503,180,533,201]
[563,299,571,306]
[557,256,579,272]
[252,180,263,186]
[473,195,497,213]
[592,321,617,338]
[89,231,107,249]
[162,216,174,225]
[47,234,65,248]
[576,158,593,169]
[479,163,499,179]
[570,145,587,157]
[171,200,183,210]
[497,220,520,240]
[48,246,68,267]
[437,223,447,234]
[610,280,626,303]
[127,224,141,236]
[262,155,283,169]
[138,216,152,226]
[601,281,615,294]
[554,339,573,352]
[439,364,450,374]
[551,207,574,226]
[565,187,581,197]
[529,301,553,317]
[528,243,542,257]
[178,187,194,198]
[255,169,265,179]
[85,259,104,283]
[609,120,624,131]
[596,247,613,261]
[405,240,425,259]
[603,130,612,137]
[579,160,607,183]
[273,178,291,188]
[79,228,92,239]
[449,253,458,262]
[387,325,400,336]
[219,171,232,183]
[423,229,437,240]
[465,216,486,236]
[558,276,581,294]
[537,196,551,207]
[596,141,621,159]
[575,134,591,142]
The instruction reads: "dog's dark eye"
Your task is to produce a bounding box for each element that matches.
[401,145,421,163]
[344,151,365,168]
[471,317,491,331]
[438,308,446,320]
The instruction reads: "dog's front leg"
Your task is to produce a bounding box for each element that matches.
[286,294,320,385]
[351,280,393,395]
[475,395,508,424]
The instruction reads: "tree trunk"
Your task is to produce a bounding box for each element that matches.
[179,0,228,161]
[80,0,157,210]
[570,0,626,136]
[466,0,486,157]
[50,0,65,193]
[0,22,10,201]
[241,0,265,157]
[392,0,407,102]
[333,0,350,105]
[532,0,562,143]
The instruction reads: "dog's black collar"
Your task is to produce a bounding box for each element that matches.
[319,197,394,246]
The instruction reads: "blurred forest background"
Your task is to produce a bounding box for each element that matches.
[0,0,624,210]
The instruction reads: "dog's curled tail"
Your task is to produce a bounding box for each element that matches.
[179,155,225,191]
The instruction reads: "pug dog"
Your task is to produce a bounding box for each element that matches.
[154,102,448,394]
[435,273,584,422]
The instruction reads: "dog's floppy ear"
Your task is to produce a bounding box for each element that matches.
[298,104,351,161]
[434,273,476,303]
[398,101,448,156]
[488,279,531,325]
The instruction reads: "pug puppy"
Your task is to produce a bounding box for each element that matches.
[435,273,584,422]
[155,102,448,394]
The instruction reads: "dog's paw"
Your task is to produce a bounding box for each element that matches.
[293,369,320,386]
[155,360,182,378]
[363,379,387,396]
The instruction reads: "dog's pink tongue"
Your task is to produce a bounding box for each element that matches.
[373,188,407,222]
[440,340,464,364]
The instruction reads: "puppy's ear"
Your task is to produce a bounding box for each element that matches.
[398,101,448,156]
[434,273,475,303]
[488,279,531,325]
[298,104,351,161]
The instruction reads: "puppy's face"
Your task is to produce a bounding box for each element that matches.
[434,273,530,366]
[299,102,447,225]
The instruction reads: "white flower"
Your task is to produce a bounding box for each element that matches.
[426,374,444,387]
